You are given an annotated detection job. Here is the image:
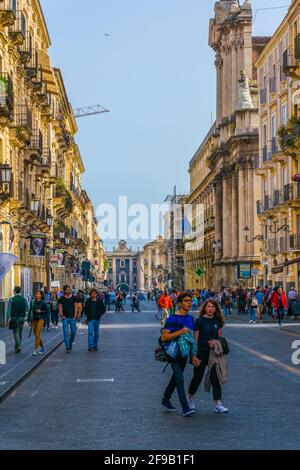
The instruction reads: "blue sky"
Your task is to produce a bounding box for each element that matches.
[40,0,290,249]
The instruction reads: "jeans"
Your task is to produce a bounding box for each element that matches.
[277,306,285,325]
[12,318,25,351]
[51,309,59,326]
[163,357,189,411]
[44,304,50,329]
[224,305,231,319]
[248,308,257,322]
[62,318,77,349]
[88,319,100,349]
[188,355,222,401]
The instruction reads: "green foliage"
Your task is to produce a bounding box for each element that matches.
[278,115,300,152]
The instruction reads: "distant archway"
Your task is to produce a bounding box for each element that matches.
[116,283,130,293]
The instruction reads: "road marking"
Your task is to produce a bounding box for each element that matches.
[230,339,300,378]
[0,381,7,386]
[76,378,115,383]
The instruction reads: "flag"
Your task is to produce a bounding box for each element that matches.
[0,253,18,283]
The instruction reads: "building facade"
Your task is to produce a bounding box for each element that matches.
[185,0,268,290]
[140,236,166,291]
[106,240,140,292]
[0,0,104,325]
[255,0,300,292]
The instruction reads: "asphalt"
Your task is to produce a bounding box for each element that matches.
[0,301,300,450]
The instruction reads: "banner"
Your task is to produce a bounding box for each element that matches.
[30,233,46,257]
[0,253,18,283]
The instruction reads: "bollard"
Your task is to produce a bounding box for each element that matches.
[0,340,6,365]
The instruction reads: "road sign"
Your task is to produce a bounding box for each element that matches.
[237,262,252,279]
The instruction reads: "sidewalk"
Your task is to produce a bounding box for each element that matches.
[228,309,300,335]
[0,324,64,403]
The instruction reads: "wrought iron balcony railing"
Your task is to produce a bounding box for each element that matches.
[271,137,278,155]
[0,0,17,27]
[24,48,38,79]
[13,104,32,130]
[8,10,25,45]
[18,31,32,64]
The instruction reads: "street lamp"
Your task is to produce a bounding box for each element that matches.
[267,217,289,234]
[213,239,222,251]
[46,213,53,228]
[30,198,40,212]
[243,226,264,243]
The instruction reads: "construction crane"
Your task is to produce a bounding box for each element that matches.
[74,104,110,119]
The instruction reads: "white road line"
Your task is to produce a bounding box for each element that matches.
[78,323,300,330]
[230,339,300,378]
[76,378,115,383]
[0,381,7,386]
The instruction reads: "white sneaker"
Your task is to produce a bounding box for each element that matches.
[32,350,39,356]
[253,321,257,324]
[249,320,253,324]
[187,396,196,410]
[215,404,228,413]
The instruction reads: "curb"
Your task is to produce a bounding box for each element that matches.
[0,338,64,405]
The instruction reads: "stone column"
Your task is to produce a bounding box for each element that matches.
[113,258,117,289]
[222,174,232,259]
[238,166,246,257]
[231,40,238,112]
[214,180,222,261]
[247,165,254,259]
[222,47,227,119]
[148,249,152,288]
[215,53,223,127]
[231,171,238,259]
[129,257,133,289]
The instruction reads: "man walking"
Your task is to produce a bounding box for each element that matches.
[6,287,29,353]
[58,285,78,353]
[84,289,106,352]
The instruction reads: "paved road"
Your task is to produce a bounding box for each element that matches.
[0,301,300,450]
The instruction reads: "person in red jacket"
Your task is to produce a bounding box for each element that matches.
[158,292,173,325]
[270,286,287,326]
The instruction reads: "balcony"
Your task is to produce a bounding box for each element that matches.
[8,10,25,46]
[18,31,32,64]
[24,129,43,163]
[0,72,14,126]
[37,148,51,176]
[289,235,300,251]
[283,48,300,79]
[0,0,16,27]
[24,48,38,80]
[260,88,267,106]
[269,77,276,94]
[273,189,284,207]
[9,104,32,147]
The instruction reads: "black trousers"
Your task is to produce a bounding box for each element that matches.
[188,354,222,401]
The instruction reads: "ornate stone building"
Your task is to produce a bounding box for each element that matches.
[207,0,268,289]
[106,240,140,292]
[140,236,166,291]
[255,0,300,292]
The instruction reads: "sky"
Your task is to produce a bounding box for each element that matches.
[40,0,290,250]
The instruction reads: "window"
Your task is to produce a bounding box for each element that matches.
[281,104,287,126]
[120,260,125,269]
[271,115,277,138]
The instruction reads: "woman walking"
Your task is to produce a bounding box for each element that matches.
[28,290,47,356]
[270,286,287,326]
[187,299,228,413]
[50,291,59,328]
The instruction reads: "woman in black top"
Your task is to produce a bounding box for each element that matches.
[28,290,48,356]
[187,299,228,413]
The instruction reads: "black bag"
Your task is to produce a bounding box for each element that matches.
[9,318,19,330]
[218,336,230,355]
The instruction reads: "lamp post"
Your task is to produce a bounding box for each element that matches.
[267,217,289,234]
[243,226,264,243]
[46,213,53,228]
[30,198,40,213]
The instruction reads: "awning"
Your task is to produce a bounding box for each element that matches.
[37,49,58,95]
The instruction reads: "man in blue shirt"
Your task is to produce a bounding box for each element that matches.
[255,287,264,320]
[160,292,200,417]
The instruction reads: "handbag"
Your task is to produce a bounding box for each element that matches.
[9,318,19,330]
